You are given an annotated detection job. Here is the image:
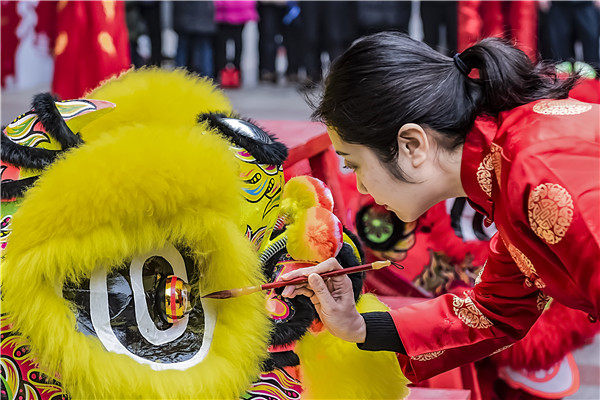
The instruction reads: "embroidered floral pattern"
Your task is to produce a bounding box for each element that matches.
[533,99,592,115]
[506,243,546,289]
[528,183,574,244]
[411,350,445,362]
[537,292,552,312]
[477,154,493,197]
[452,295,493,329]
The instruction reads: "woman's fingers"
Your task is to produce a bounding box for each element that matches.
[306,273,336,310]
[280,258,342,281]
[287,286,315,299]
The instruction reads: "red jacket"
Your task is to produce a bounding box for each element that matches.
[390,98,599,382]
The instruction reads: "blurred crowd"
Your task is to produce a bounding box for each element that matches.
[128,0,600,88]
[2,1,599,98]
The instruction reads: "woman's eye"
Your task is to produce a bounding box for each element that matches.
[343,162,357,171]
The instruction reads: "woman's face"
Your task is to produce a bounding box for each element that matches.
[328,128,452,223]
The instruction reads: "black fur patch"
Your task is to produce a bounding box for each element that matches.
[1,133,61,170]
[1,176,39,200]
[336,241,364,302]
[343,227,365,264]
[32,93,83,150]
[198,113,288,165]
[262,350,301,370]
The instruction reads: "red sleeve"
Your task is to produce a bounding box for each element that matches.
[505,144,600,315]
[388,234,544,382]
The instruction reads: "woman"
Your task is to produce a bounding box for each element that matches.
[281,32,599,382]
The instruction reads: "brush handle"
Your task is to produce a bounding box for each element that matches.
[261,260,390,291]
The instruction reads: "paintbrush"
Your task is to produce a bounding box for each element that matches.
[202,260,401,299]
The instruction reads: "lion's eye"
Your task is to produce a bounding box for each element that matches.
[62,244,216,370]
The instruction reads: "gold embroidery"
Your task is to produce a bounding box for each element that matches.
[490,144,502,183]
[452,295,493,329]
[506,243,546,289]
[533,99,592,115]
[411,350,445,362]
[491,344,513,356]
[528,183,574,244]
[477,154,493,197]
[475,262,486,285]
[537,292,552,312]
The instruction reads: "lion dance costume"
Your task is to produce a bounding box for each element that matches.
[0,69,409,399]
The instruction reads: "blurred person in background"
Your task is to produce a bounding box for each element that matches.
[354,1,411,38]
[420,1,457,56]
[458,1,537,60]
[126,1,163,67]
[52,0,130,99]
[300,1,354,84]
[173,1,216,79]
[258,1,287,83]
[538,0,600,72]
[214,0,258,88]
[257,1,303,84]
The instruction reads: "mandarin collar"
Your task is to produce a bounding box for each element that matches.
[460,116,498,219]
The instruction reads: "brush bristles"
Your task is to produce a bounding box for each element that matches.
[202,290,233,299]
[203,285,262,299]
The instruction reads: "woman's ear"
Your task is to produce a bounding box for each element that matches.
[397,123,429,168]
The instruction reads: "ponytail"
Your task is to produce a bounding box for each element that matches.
[310,32,579,181]
[458,38,579,115]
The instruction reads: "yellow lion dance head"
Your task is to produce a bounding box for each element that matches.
[1,69,277,399]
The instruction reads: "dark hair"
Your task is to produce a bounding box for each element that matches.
[311,32,579,180]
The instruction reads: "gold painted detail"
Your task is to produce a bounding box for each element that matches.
[506,243,546,289]
[411,350,445,362]
[475,262,486,285]
[537,292,553,312]
[491,344,513,356]
[533,99,592,115]
[452,295,493,329]
[528,183,573,244]
[477,154,493,197]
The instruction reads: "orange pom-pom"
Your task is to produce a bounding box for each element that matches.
[281,176,334,219]
[286,207,343,262]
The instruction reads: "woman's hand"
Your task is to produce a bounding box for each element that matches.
[280,258,366,343]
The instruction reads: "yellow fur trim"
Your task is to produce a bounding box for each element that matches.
[2,71,271,399]
[342,232,362,263]
[296,294,410,399]
[82,68,232,143]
